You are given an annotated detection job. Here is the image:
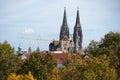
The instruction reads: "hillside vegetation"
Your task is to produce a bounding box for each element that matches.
[0,32,120,80]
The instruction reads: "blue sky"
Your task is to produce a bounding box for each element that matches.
[0,0,120,51]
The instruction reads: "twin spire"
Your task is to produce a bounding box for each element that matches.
[60,7,81,40]
[60,7,83,51]
[62,7,81,28]
[62,7,81,27]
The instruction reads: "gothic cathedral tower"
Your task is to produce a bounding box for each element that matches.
[50,8,83,53]
[73,9,83,51]
[59,8,70,53]
[59,8,69,40]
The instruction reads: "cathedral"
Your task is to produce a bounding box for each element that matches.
[49,8,82,53]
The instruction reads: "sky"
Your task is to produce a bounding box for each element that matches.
[0,0,120,51]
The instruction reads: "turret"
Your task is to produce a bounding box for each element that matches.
[18,44,22,55]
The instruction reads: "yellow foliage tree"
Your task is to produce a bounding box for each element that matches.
[7,73,18,80]
[7,72,35,80]
[24,72,35,80]
[47,67,61,80]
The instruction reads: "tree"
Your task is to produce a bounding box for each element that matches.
[18,52,43,79]
[43,53,57,73]
[99,32,120,48]
[47,67,61,80]
[7,72,35,80]
[85,32,120,79]
[85,40,99,56]
[58,54,117,80]
[0,41,23,80]
[7,73,18,80]
[0,40,14,55]
[18,52,57,80]
[86,32,120,56]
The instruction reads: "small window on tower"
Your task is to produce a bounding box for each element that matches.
[63,44,66,47]
[64,47,66,50]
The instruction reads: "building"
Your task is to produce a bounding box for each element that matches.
[49,40,60,51]
[59,8,69,40]
[42,53,68,68]
[73,8,83,52]
[49,8,83,53]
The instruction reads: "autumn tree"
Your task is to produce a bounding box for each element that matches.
[85,40,99,56]
[0,41,23,80]
[43,53,57,73]
[7,71,35,80]
[18,52,43,79]
[86,32,120,56]
[85,32,120,79]
[0,40,14,55]
[61,54,117,80]
[18,52,57,80]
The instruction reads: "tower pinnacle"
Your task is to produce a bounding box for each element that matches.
[59,8,69,40]
[63,7,67,26]
[75,8,80,26]
[73,8,83,51]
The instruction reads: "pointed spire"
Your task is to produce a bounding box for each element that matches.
[60,7,69,40]
[73,8,83,52]
[63,7,67,26]
[75,8,80,26]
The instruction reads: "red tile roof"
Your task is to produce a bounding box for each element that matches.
[42,53,68,64]
[21,52,69,64]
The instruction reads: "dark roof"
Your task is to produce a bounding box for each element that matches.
[53,40,60,46]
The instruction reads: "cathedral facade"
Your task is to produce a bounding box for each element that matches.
[49,8,82,53]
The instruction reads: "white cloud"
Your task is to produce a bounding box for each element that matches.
[0,0,120,51]
[22,28,35,34]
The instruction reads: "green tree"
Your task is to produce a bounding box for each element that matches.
[86,32,120,56]
[59,54,117,80]
[18,52,43,79]
[0,41,23,80]
[99,32,120,48]
[85,32,120,79]
[18,52,57,80]
[85,40,99,56]
[43,53,57,73]
[0,40,14,55]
